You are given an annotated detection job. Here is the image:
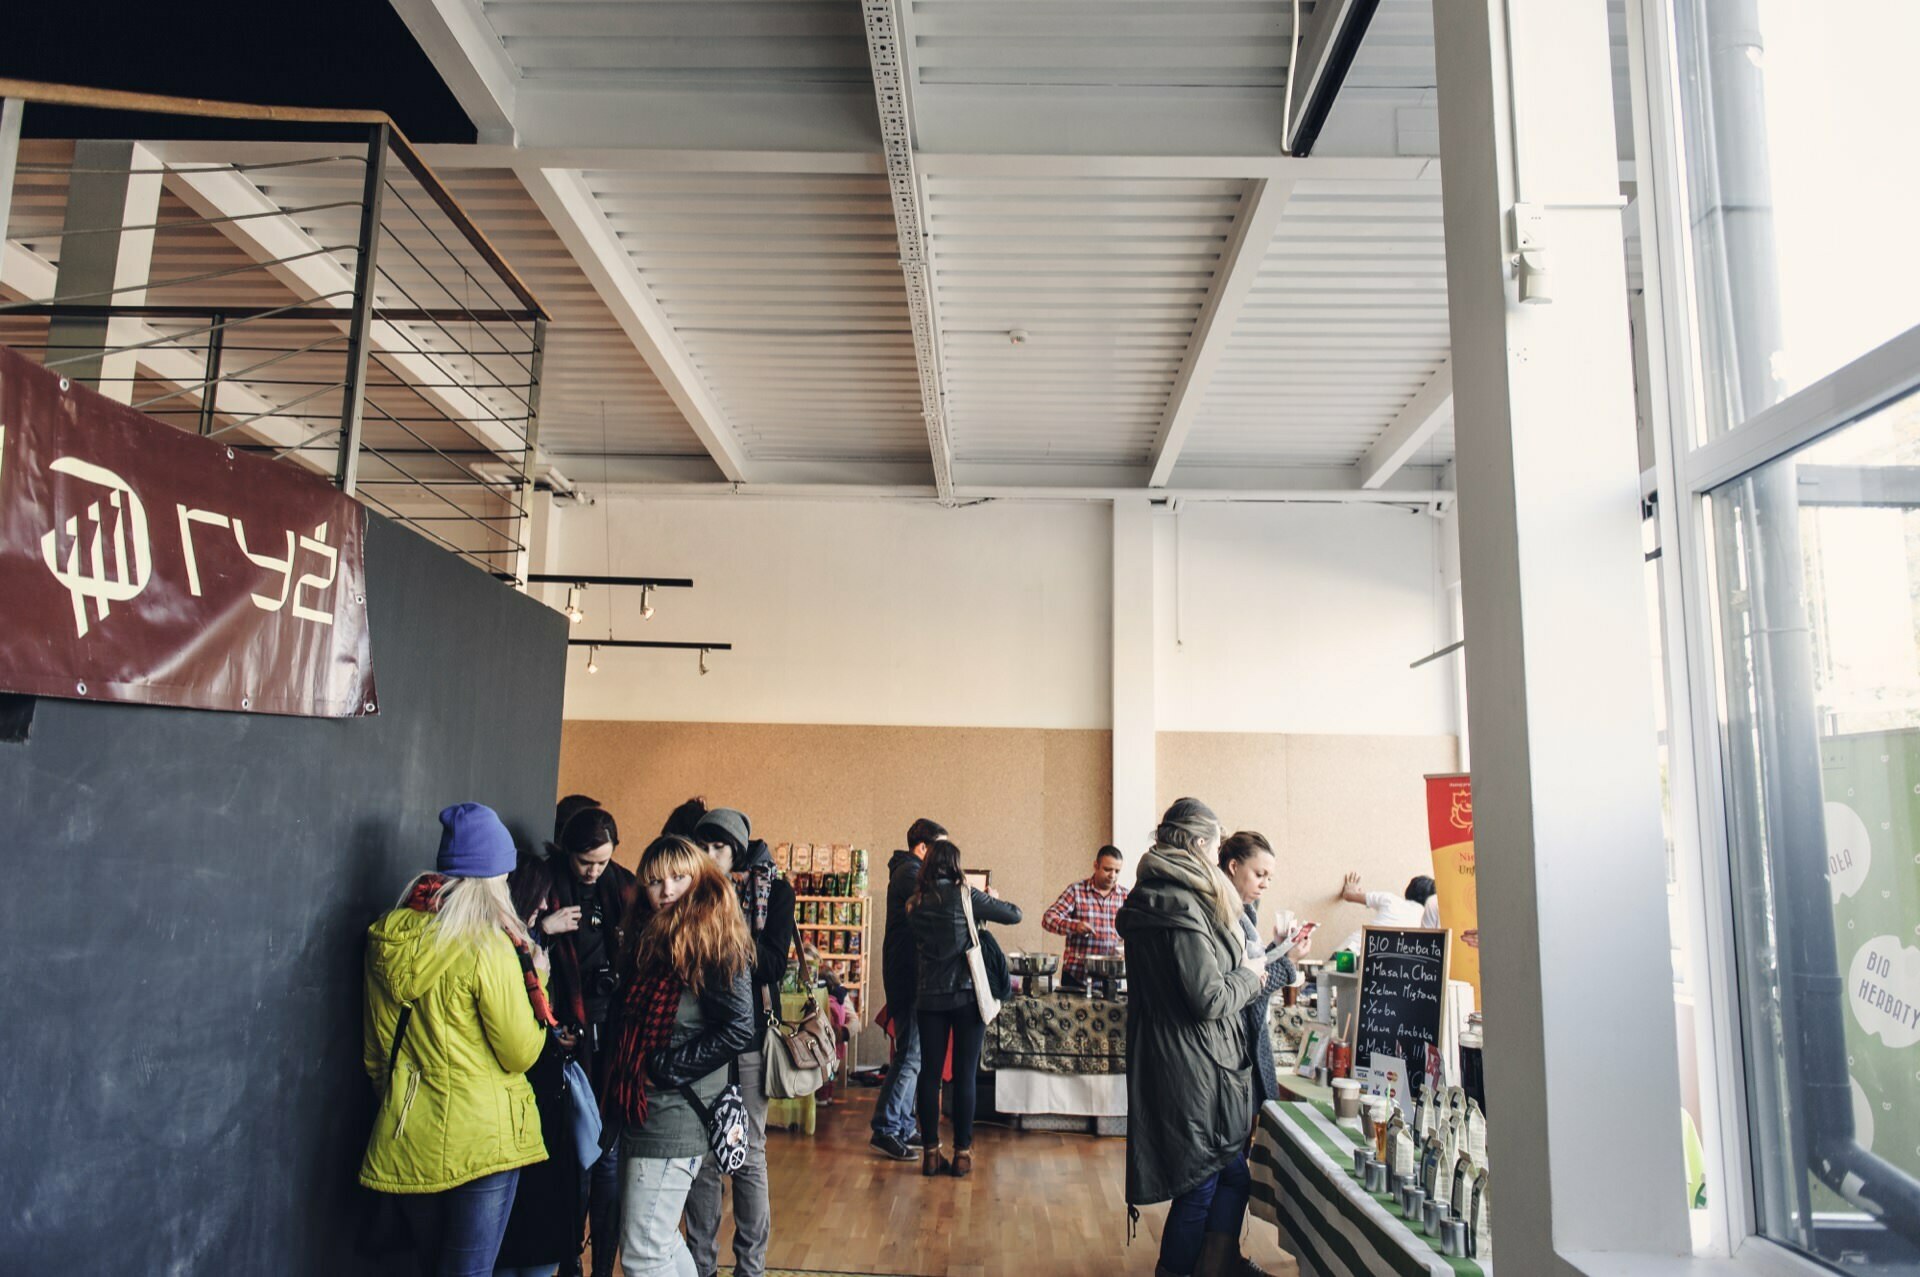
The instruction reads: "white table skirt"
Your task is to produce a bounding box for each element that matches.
[995,1068,1128,1117]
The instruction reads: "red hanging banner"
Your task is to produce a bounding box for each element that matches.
[0,344,377,717]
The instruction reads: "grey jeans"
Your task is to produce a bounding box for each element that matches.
[617,1153,701,1277]
[682,1049,770,1277]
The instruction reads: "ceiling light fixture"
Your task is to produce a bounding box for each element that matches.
[640,585,655,620]
[564,585,585,625]
[586,644,600,675]
[1008,328,1029,346]
[699,648,710,677]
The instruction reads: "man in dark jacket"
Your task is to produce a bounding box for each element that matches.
[869,817,947,1160]
[684,808,792,1277]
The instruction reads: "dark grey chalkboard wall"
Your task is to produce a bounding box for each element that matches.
[0,514,567,1273]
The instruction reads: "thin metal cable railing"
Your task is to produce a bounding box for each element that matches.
[0,79,551,578]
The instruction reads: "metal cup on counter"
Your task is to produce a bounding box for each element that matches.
[1351,1147,1372,1178]
[1421,1198,1447,1237]
[1398,1183,1425,1218]
[1363,1161,1390,1194]
[1440,1219,1468,1256]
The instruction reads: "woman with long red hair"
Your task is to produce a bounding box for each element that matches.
[602,836,755,1277]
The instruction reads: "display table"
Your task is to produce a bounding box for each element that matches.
[995,1068,1127,1117]
[1251,1101,1491,1277]
[984,990,1125,1074]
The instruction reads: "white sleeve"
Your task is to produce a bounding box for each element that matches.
[1364,891,1394,913]
[1422,898,1441,928]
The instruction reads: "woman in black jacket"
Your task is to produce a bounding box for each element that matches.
[603,836,756,1277]
[908,840,1020,1178]
[1115,799,1271,1277]
[1218,830,1310,1110]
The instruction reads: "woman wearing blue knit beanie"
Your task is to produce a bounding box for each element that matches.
[360,803,557,1277]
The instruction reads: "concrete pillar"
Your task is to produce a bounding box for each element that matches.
[1111,495,1157,867]
[1434,0,1688,1268]
[48,141,162,403]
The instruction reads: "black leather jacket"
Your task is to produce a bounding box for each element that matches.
[643,965,757,1089]
[910,878,1022,1012]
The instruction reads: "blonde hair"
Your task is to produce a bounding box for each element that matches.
[622,836,752,991]
[397,873,532,951]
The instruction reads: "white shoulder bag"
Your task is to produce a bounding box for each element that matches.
[960,887,1002,1026]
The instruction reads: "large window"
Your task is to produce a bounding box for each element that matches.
[1660,0,1920,1270]
[1673,0,1920,441]
[1708,393,1920,1270]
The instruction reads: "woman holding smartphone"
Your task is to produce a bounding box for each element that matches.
[1217,830,1312,1110]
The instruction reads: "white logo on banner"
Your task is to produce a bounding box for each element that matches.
[1826,801,1874,902]
[1850,935,1920,1049]
[39,457,152,638]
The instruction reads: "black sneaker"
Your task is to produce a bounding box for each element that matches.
[905,1132,925,1150]
[869,1130,916,1161]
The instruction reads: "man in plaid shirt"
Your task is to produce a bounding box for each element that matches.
[1042,846,1129,987]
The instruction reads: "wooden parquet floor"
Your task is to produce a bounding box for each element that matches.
[690,1088,1300,1277]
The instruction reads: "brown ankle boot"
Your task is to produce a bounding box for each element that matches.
[950,1148,973,1177]
[922,1147,949,1177]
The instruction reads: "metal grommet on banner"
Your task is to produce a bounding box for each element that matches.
[58,378,70,392]
[225,447,235,460]
[364,700,376,714]
[356,595,365,605]
[240,696,251,710]
[75,681,87,695]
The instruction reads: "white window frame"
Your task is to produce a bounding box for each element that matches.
[1629,0,1920,1271]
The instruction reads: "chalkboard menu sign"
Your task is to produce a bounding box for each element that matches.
[1355,927,1450,1095]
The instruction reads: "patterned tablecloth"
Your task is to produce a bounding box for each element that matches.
[1251,1101,1492,1277]
[983,990,1126,1075]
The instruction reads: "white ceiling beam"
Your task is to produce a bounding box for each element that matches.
[514,164,754,484]
[864,0,956,502]
[1147,178,1293,488]
[386,0,520,143]
[2,241,328,472]
[417,144,885,175]
[918,153,1434,181]
[1356,358,1453,488]
[161,160,532,460]
[514,85,881,155]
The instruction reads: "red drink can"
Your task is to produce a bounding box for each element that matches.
[1327,1041,1353,1080]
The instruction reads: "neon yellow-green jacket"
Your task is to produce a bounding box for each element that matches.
[359,907,548,1193]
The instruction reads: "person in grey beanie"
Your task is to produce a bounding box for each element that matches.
[683,807,793,1277]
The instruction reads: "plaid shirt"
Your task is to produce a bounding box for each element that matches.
[1041,879,1129,977]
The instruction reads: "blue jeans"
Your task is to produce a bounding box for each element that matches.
[1158,1150,1252,1275]
[871,1011,921,1140]
[398,1168,521,1277]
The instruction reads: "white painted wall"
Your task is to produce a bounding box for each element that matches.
[1153,503,1456,735]
[550,495,1113,728]
[554,493,1455,737]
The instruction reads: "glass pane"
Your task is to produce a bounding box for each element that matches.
[1674,0,1920,438]
[1709,388,1920,1270]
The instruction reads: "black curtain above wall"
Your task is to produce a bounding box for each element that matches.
[0,514,565,1273]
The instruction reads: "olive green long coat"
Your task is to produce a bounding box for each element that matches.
[1115,871,1263,1205]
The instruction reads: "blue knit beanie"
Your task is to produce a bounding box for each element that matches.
[437,803,517,878]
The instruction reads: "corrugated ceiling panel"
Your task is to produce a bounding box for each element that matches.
[1183,178,1452,469]
[929,173,1243,466]
[908,0,1297,88]
[482,0,871,86]
[583,169,926,463]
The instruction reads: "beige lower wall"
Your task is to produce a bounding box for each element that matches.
[559,721,1457,1051]
[1157,732,1461,952]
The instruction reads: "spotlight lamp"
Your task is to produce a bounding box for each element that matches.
[586,645,600,675]
[564,585,586,625]
[640,584,655,621]
[699,648,710,677]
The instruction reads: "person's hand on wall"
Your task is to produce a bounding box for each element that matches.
[1340,871,1367,905]
[541,905,582,936]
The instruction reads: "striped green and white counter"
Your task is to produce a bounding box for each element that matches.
[1250,1100,1491,1277]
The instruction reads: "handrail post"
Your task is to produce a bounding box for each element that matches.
[197,313,224,435]
[335,123,389,494]
[511,315,547,587]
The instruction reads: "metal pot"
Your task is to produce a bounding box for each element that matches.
[1007,953,1060,977]
[1083,956,1127,979]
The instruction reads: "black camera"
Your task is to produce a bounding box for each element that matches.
[590,964,620,998]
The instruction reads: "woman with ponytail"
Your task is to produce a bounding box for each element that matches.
[602,837,755,1277]
[360,803,553,1277]
[1115,798,1272,1277]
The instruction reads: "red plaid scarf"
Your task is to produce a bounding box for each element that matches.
[406,874,558,1030]
[606,964,685,1128]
